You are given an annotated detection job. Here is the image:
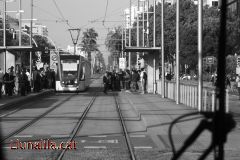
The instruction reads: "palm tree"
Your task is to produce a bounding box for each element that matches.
[81,28,99,62]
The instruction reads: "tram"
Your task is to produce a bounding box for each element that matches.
[55,54,91,92]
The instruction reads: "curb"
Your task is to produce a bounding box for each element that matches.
[0,90,55,110]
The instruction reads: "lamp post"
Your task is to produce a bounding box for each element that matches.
[3,0,7,73]
[68,28,81,55]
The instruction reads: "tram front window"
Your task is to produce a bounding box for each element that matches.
[61,61,78,85]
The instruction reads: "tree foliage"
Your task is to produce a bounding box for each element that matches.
[105,0,240,74]
[81,28,99,61]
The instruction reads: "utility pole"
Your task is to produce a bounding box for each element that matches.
[161,0,165,97]
[142,1,145,47]
[146,0,149,46]
[176,0,180,104]
[137,0,140,65]
[129,0,132,70]
[30,0,33,87]
[153,0,157,94]
[19,0,22,46]
[198,0,203,111]
[3,0,7,73]
[122,27,124,58]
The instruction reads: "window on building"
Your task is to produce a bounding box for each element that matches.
[212,1,218,7]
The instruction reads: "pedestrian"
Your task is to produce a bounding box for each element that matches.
[114,72,120,91]
[19,69,28,96]
[107,72,112,91]
[111,71,116,91]
[51,69,56,90]
[0,68,4,98]
[118,69,124,90]
[226,75,231,90]
[3,68,14,96]
[131,70,139,92]
[124,70,131,92]
[236,74,240,100]
[46,67,52,89]
[14,70,20,95]
[103,72,108,94]
[26,69,31,93]
[140,68,147,94]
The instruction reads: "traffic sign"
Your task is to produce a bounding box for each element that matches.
[119,58,126,70]
[9,28,15,34]
[206,56,215,65]
[50,50,59,72]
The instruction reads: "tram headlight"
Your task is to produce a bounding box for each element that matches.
[74,79,78,84]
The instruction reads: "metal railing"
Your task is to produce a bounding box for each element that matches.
[156,80,229,112]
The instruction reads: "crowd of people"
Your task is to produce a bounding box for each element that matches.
[103,68,147,94]
[0,65,55,98]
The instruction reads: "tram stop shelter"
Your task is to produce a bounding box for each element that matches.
[0,46,47,73]
[124,46,161,94]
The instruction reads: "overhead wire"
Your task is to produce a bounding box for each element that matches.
[33,4,63,21]
[102,0,109,27]
[81,0,138,28]
[52,0,74,28]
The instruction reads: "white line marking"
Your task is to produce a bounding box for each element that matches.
[88,135,107,138]
[130,135,146,138]
[50,135,69,138]
[134,146,152,149]
[0,109,19,117]
[81,140,86,143]
[97,140,118,143]
[84,146,107,149]
[2,147,12,149]
[14,135,33,138]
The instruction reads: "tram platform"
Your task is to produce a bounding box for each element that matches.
[0,89,54,110]
[117,91,240,160]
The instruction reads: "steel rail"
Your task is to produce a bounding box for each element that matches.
[56,96,97,160]
[1,95,74,143]
[114,94,137,160]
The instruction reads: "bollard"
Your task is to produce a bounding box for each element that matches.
[226,89,229,113]
[195,87,198,108]
[204,89,207,111]
[190,86,193,108]
[211,90,215,112]
[187,86,190,106]
[180,85,182,103]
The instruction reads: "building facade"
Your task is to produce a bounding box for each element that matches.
[22,23,48,36]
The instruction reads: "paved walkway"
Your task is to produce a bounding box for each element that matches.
[119,90,240,160]
[0,89,54,109]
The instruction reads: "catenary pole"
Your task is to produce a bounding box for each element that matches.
[161,0,165,97]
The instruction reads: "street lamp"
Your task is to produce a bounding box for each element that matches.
[68,28,81,55]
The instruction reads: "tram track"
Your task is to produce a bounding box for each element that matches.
[114,93,137,160]
[56,95,97,160]
[1,94,75,143]
[55,92,137,160]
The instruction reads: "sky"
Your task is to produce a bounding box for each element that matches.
[4,0,141,64]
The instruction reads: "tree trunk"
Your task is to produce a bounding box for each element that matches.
[87,52,91,62]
